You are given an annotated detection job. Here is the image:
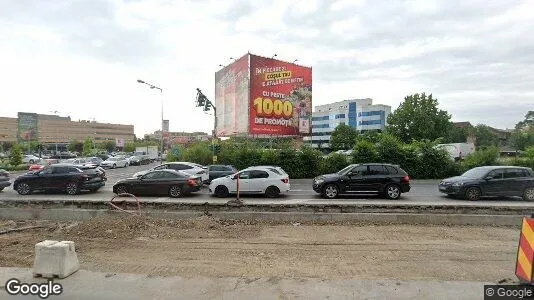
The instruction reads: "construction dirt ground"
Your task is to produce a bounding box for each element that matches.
[0,215,520,283]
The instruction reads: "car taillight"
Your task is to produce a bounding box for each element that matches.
[187,179,196,186]
[402,176,410,183]
[281,178,289,184]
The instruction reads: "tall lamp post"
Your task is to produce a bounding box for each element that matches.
[137,79,164,155]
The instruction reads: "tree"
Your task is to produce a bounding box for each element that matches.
[329,124,358,150]
[352,140,378,163]
[511,130,534,151]
[386,93,453,143]
[9,143,22,166]
[68,140,83,153]
[101,140,116,153]
[82,138,93,156]
[474,124,500,150]
[123,142,135,153]
[516,111,534,130]
[446,124,475,143]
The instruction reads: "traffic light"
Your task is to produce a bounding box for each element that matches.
[196,93,205,107]
[203,100,212,111]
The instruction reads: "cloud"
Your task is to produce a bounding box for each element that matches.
[0,0,532,136]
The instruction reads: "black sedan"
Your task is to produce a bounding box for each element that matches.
[0,169,11,191]
[313,163,411,199]
[206,165,237,184]
[439,166,534,201]
[113,169,203,198]
[13,164,105,195]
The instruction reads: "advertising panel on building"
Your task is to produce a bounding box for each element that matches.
[214,54,250,137]
[249,54,312,136]
[17,112,38,142]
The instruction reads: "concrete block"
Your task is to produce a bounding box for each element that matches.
[33,240,80,279]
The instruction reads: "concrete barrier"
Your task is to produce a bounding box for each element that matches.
[0,207,525,226]
[33,240,80,279]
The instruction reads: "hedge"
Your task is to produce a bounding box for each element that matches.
[169,141,534,179]
[0,164,30,171]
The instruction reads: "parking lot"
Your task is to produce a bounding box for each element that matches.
[1,162,533,207]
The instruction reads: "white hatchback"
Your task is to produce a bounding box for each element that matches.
[209,166,290,198]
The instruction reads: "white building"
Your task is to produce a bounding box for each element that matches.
[304,98,391,148]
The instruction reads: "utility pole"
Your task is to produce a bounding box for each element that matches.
[137,79,164,156]
[195,88,217,163]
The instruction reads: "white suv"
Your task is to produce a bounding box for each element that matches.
[133,162,208,182]
[209,166,290,198]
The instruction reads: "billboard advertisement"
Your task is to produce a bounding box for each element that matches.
[249,54,312,136]
[214,54,250,136]
[17,112,38,142]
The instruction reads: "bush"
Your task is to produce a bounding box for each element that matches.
[352,140,378,163]
[0,164,29,171]
[296,146,323,178]
[319,153,350,175]
[460,146,500,172]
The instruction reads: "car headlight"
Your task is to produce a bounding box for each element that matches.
[314,178,324,184]
[452,182,464,187]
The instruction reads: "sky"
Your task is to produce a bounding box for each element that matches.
[1,0,533,137]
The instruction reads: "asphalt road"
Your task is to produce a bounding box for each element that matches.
[0,162,532,207]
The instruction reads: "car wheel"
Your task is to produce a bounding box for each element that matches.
[385,184,401,199]
[523,187,534,201]
[16,183,31,195]
[0,187,3,192]
[322,184,339,199]
[113,164,116,169]
[169,185,183,198]
[265,186,280,198]
[29,159,34,164]
[65,182,79,195]
[115,185,128,194]
[465,187,481,201]
[214,185,229,198]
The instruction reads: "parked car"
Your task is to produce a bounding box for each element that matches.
[0,169,11,191]
[85,157,103,166]
[63,162,107,182]
[438,166,534,201]
[100,157,128,168]
[128,155,151,166]
[28,158,61,171]
[133,162,209,182]
[209,166,290,198]
[13,164,106,195]
[22,155,40,164]
[206,165,237,184]
[113,169,202,198]
[312,163,411,199]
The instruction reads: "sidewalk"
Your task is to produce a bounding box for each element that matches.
[0,268,489,300]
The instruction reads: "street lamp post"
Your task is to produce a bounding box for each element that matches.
[137,79,164,156]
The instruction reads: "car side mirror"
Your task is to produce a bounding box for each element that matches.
[232,175,238,180]
[483,176,492,181]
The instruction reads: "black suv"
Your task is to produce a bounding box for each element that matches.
[13,164,106,195]
[439,166,534,201]
[313,163,411,199]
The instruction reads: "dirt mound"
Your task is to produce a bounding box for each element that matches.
[63,214,261,240]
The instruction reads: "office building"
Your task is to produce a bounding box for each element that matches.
[0,113,135,147]
[304,98,391,148]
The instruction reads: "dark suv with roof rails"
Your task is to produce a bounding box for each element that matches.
[313,163,411,199]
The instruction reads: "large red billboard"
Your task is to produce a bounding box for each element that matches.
[249,54,312,136]
[214,54,250,136]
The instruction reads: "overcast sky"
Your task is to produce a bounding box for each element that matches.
[1,0,532,137]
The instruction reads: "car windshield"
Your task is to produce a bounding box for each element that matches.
[461,168,489,178]
[108,158,117,161]
[337,165,355,175]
